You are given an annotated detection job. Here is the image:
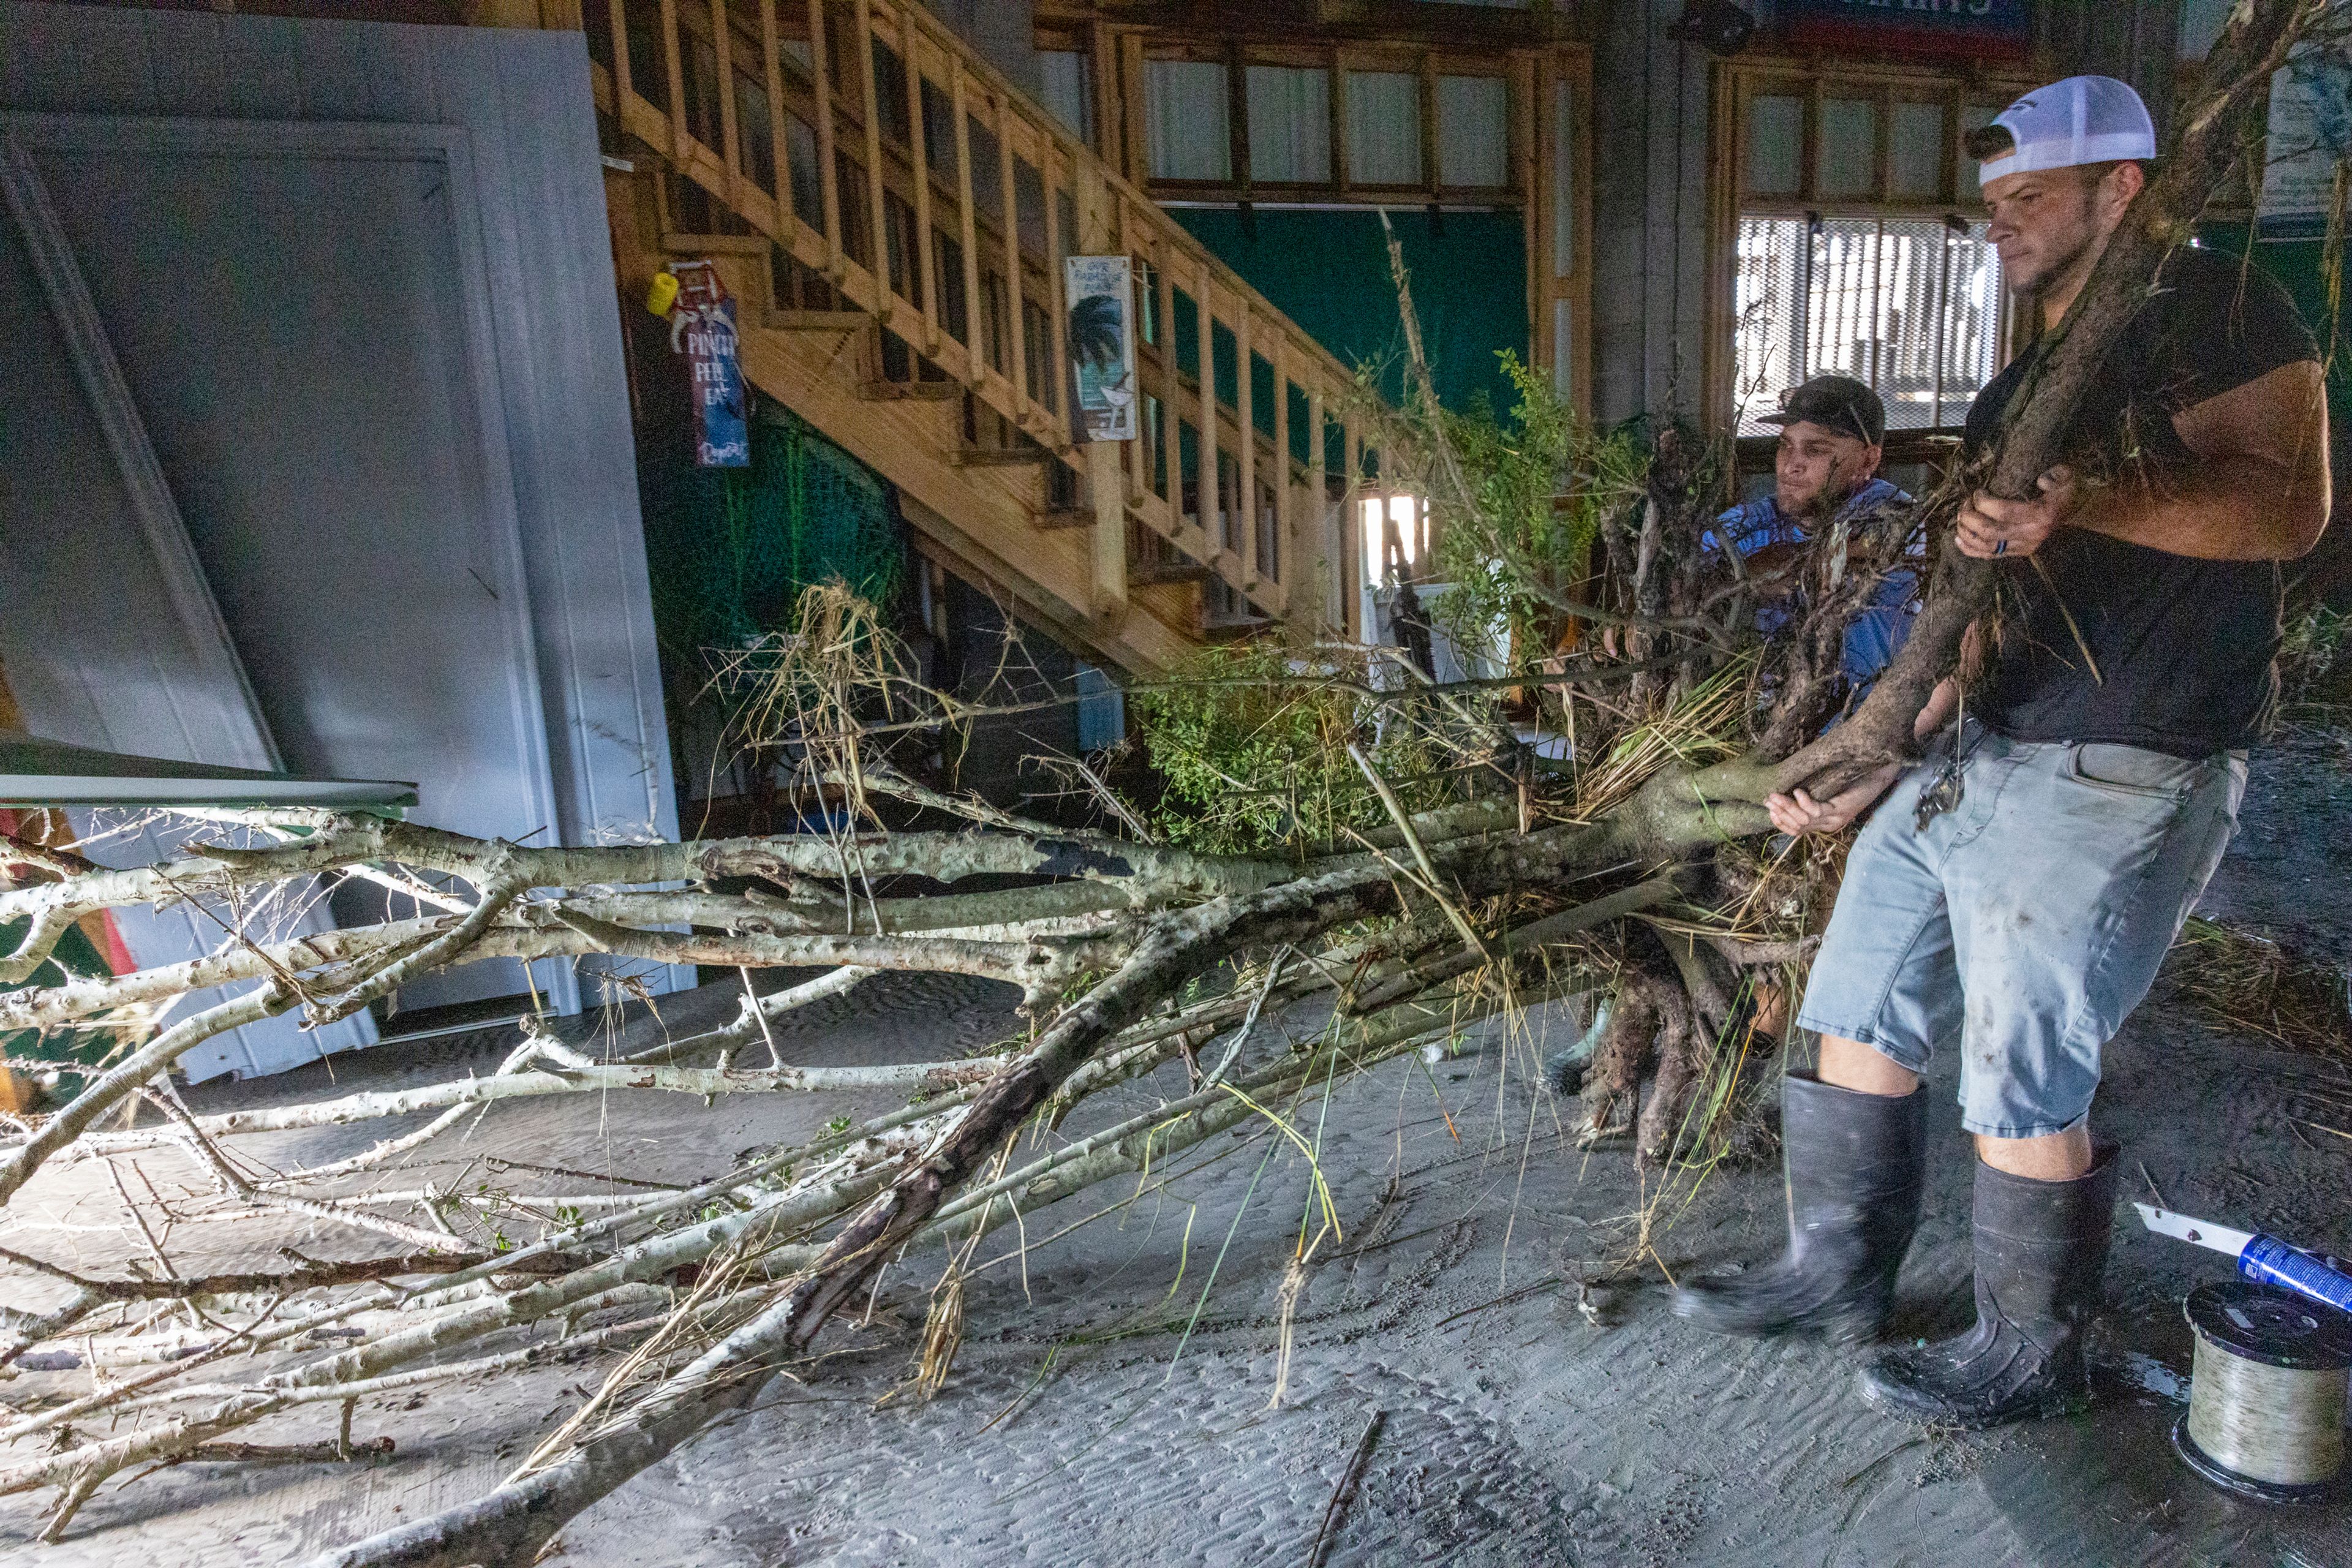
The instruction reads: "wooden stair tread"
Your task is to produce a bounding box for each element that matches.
[660,231,769,256]
[1132,560,1213,585]
[859,379,962,402]
[1201,615,1276,643]
[953,445,1050,466]
[764,309,870,333]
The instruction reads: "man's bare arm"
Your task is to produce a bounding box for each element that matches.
[2073,360,2332,560]
[1955,360,2331,563]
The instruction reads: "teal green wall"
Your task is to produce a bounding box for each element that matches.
[1169,208,1530,420]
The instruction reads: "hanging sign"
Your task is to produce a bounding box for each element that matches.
[2260,43,2352,239]
[1782,0,2032,62]
[667,260,750,467]
[1063,254,1138,443]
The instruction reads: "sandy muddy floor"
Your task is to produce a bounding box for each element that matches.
[4,733,2350,1566]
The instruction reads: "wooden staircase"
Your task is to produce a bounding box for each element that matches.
[560,0,1381,674]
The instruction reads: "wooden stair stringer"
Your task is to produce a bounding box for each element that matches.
[613,176,1205,674]
[732,317,1197,676]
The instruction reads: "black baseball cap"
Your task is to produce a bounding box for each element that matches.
[1762,375,1885,447]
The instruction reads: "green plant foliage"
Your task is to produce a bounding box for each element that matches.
[1132,643,1452,857]
[2280,604,2352,726]
[1425,350,1650,665]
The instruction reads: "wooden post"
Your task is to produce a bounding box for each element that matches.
[1153,227,1178,512]
[1088,18,1121,167]
[998,94,1029,422]
[1121,204,1147,511]
[902,7,940,355]
[1194,257,1218,580]
[1086,443,1127,620]
[1271,336,1291,600]
[1074,157,1125,621]
[1117,31,1145,185]
[806,0,843,280]
[951,54,984,385]
[712,0,742,205]
[606,0,634,107]
[1308,382,1332,632]
[660,0,690,165]
[761,0,792,224]
[1045,151,1072,449]
[1234,296,1254,592]
[852,0,891,322]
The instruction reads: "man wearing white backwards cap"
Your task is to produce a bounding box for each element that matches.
[1676,75,2332,1428]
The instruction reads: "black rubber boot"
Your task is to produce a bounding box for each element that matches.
[1671,1073,1928,1346]
[1860,1141,2119,1428]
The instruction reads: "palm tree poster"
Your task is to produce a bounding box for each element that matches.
[1063,255,1137,442]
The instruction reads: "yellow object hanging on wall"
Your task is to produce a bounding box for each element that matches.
[644,270,680,317]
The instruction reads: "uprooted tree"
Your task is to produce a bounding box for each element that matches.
[0,5,2336,1561]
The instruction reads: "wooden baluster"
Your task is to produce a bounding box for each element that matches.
[1346,418,1365,641]
[712,0,742,205]
[950,54,983,386]
[852,0,891,323]
[760,0,792,228]
[998,93,1028,426]
[1194,256,1218,582]
[1155,228,1178,531]
[1045,146,1071,450]
[1308,382,1330,632]
[1234,296,1254,595]
[606,0,634,107]
[805,0,842,280]
[901,8,940,356]
[1272,336,1291,602]
[1121,204,1146,511]
[658,0,689,165]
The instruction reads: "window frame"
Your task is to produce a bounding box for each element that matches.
[1131,42,1521,206]
[1708,57,2040,439]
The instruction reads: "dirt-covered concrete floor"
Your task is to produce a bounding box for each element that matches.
[3,733,2349,1566]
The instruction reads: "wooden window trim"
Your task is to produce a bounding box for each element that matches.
[1706,57,2038,436]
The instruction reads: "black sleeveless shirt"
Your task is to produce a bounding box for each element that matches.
[1961,244,2319,758]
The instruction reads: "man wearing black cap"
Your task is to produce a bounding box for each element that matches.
[1713,374,1917,692]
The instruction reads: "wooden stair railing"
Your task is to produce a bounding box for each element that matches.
[554,0,1380,663]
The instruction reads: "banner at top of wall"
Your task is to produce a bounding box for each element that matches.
[1781,0,2032,62]
[668,260,750,467]
[1065,254,1137,443]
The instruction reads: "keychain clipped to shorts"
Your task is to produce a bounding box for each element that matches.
[1914,689,1973,832]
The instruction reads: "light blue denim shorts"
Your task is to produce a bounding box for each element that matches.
[1795,722,2246,1139]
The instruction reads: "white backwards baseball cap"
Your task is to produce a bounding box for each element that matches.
[1978,75,2156,177]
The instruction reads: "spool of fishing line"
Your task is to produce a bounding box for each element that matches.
[2173,1281,2351,1502]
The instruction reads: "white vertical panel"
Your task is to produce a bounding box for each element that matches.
[1746,94,1802,197]
[1817,97,1877,199]
[1553,297,1572,401]
[1346,71,1421,185]
[1036,50,1091,143]
[1890,100,1945,200]
[1146,59,1228,181]
[1246,64,1330,183]
[1551,77,1575,279]
[1436,75,1506,187]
